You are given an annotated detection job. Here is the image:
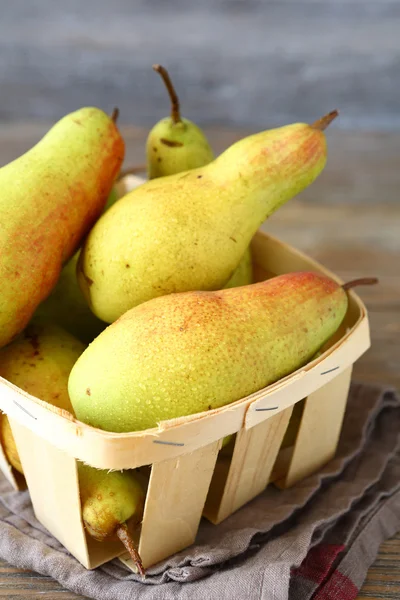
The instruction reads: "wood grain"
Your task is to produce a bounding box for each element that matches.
[0,126,398,598]
[0,559,87,599]
[277,367,352,489]
[0,1,400,130]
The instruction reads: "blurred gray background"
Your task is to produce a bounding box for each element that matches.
[0,0,399,130]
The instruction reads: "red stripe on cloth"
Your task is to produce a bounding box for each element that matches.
[313,569,359,600]
[292,544,345,584]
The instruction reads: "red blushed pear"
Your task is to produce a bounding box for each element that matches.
[78,111,337,323]
[0,107,125,348]
[68,271,377,435]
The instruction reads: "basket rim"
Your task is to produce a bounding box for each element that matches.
[0,230,370,468]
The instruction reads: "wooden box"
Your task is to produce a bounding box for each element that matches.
[0,229,370,572]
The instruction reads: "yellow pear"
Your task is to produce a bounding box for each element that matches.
[78,112,337,322]
[0,107,124,347]
[68,273,378,433]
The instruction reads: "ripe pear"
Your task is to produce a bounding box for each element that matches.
[68,272,377,433]
[0,107,124,348]
[34,252,106,343]
[78,463,145,576]
[34,182,125,343]
[0,320,83,473]
[0,412,23,474]
[0,320,145,573]
[79,111,337,323]
[224,247,253,289]
[146,65,214,179]
[144,70,251,290]
[0,320,84,413]
[103,185,120,212]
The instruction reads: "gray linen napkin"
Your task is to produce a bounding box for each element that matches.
[0,382,399,600]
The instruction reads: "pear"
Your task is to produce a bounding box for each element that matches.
[79,111,337,323]
[78,463,145,576]
[144,70,251,290]
[224,247,253,289]
[0,412,23,474]
[34,253,106,344]
[0,319,145,573]
[0,319,83,471]
[0,320,84,413]
[146,65,214,179]
[0,107,124,348]
[103,185,120,212]
[68,273,377,433]
[34,183,125,343]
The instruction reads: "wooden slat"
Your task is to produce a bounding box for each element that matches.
[8,422,123,570]
[204,407,293,524]
[129,441,220,569]
[276,366,352,489]
[8,422,89,568]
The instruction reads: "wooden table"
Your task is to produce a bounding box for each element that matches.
[0,125,398,599]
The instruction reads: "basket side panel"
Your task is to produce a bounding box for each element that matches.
[251,231,340,281]
[9,420,92,568]
[276,366,352,489]
[135,441,220,569]
[204,407,293,524]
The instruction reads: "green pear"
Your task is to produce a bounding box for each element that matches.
[78,463,145,575]
[34,183,123,344]
[68,272,378,434]
[103,185,120,212]
[0,107,124,348]
[0,319,145,573]
[146,65,214,179]
[78,111,337,323]
[224,247,253,289]
[34,252,106,344]
[144,69,251,290]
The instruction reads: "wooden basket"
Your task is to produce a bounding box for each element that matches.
[0,230,370,572]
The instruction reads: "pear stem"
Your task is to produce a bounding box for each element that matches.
[117,164,147,181]
[153,64,181,124]
[311,110,339,131]
[111,107,120,124]
[116,524,146,577]
[342,277,379,291]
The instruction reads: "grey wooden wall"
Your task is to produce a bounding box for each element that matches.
[0,1,399,129]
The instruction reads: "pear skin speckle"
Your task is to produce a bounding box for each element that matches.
[68,272,347,433]
[80,121,328,323]
[0,107,124,347]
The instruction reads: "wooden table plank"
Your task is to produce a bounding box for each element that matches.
[358,536,400,599]
[0,126,398,598]
[0,561,87,599]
